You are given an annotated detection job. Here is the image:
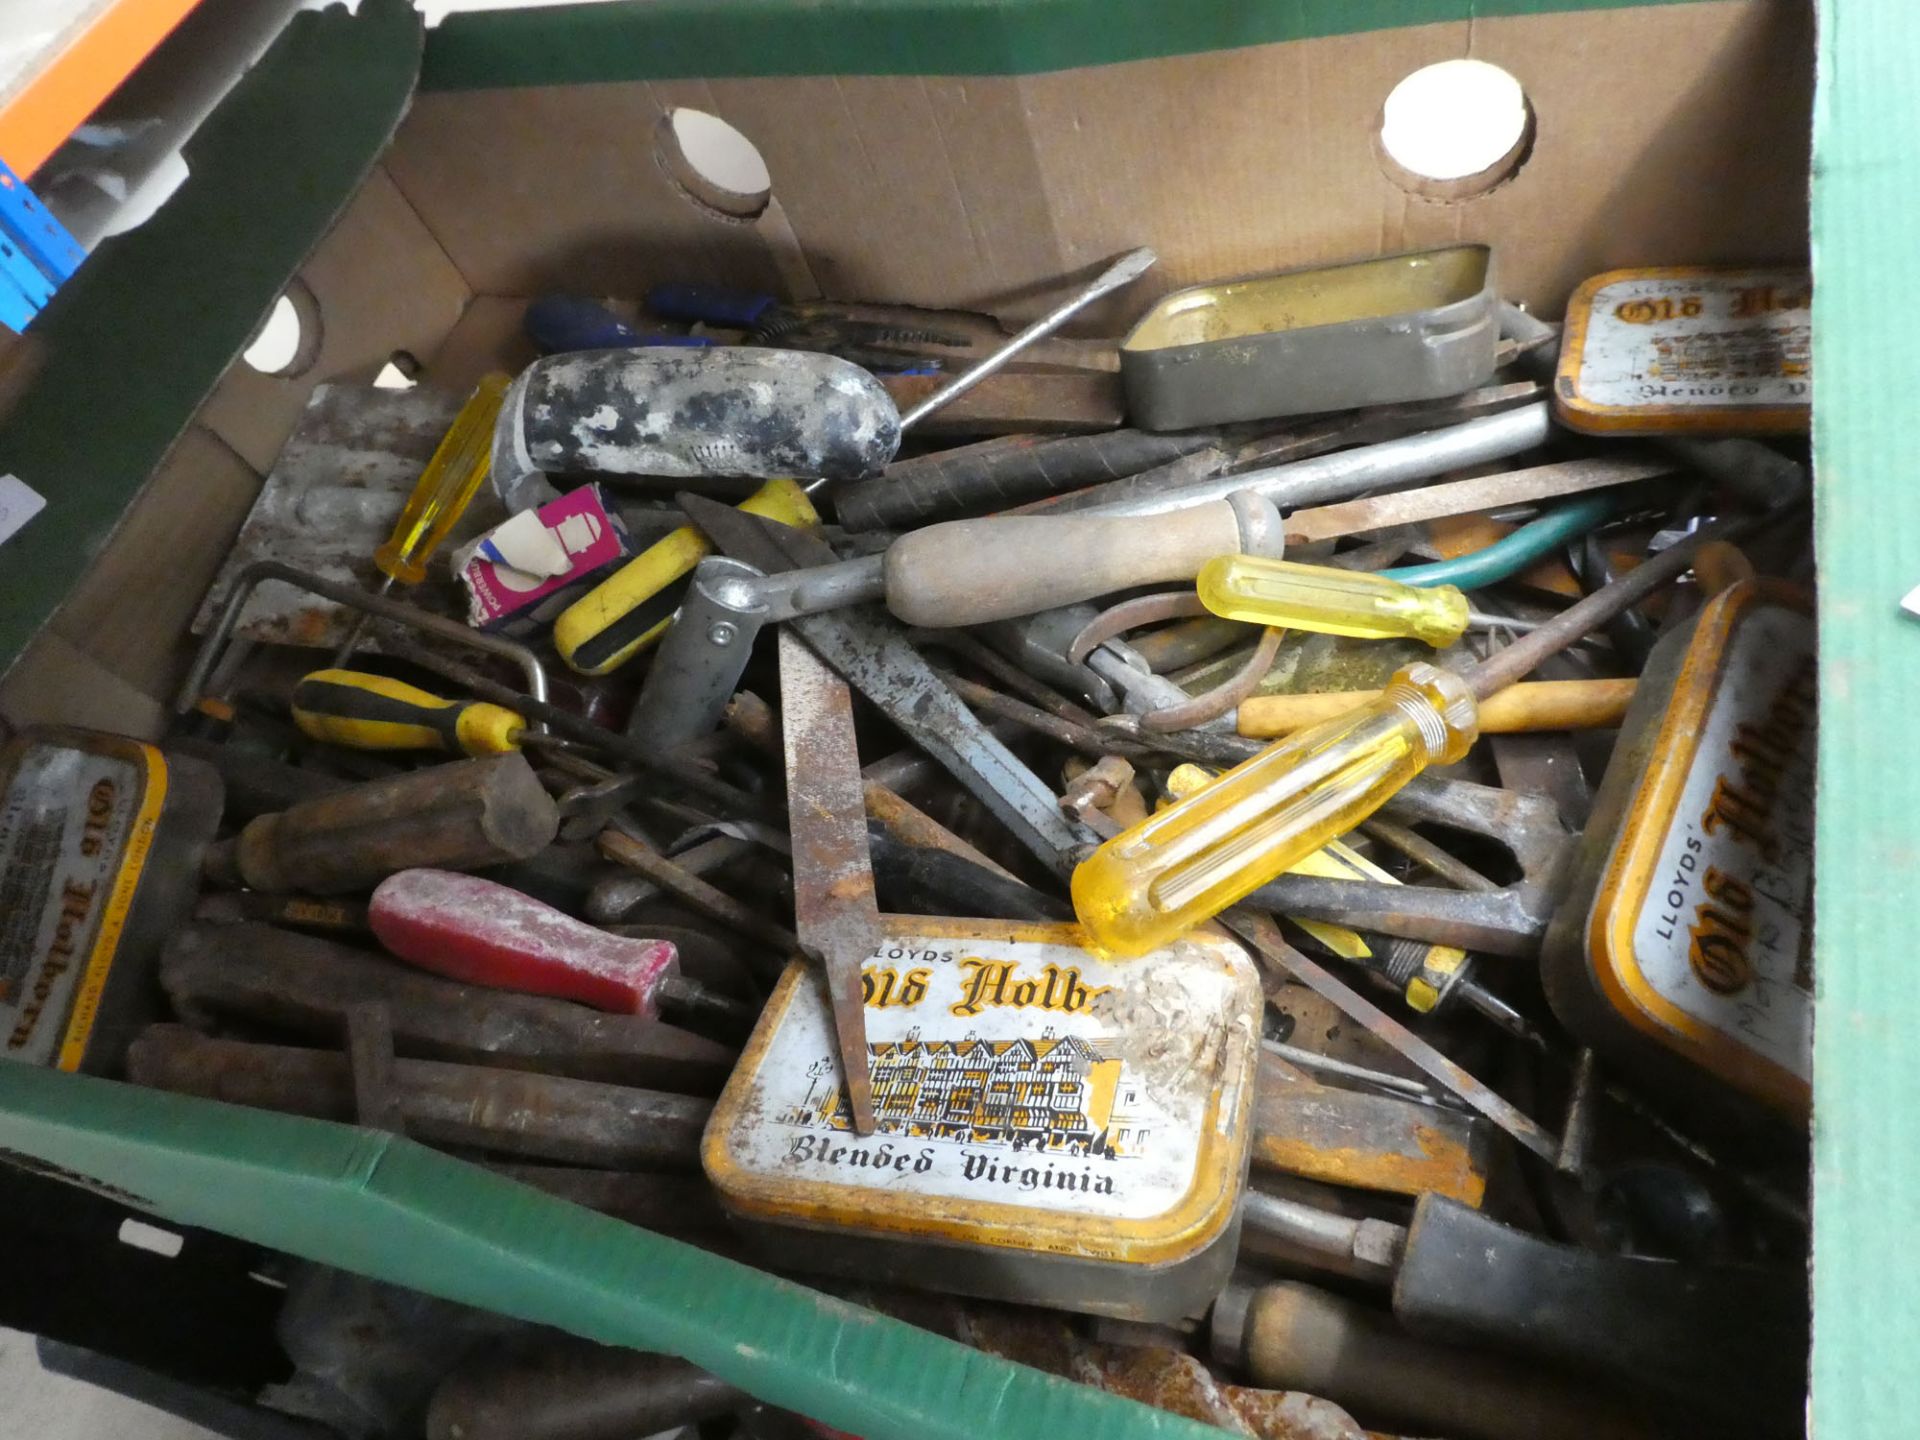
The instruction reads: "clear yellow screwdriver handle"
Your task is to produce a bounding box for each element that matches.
[1197,553,1471,648]
[374,372,510,586]
[1072,663,1480,958]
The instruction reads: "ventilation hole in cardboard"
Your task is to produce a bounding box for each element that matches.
[657,108,771,221]
[1377,59,1533,201]
[374,350,422,389]
[242,280,322,376]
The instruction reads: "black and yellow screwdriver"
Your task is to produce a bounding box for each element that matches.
[292,670,531,757]
[333,372,511,666]
[551,477,819,675]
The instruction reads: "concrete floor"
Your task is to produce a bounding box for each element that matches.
[0,1328,221,1440]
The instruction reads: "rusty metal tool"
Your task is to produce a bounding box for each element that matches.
[586,830,759,924]
[189,385,505,652]
[1277,454,1672,546]
[128,1024,712,1168]
[367,868,751,1032]
[192,891,370,936]
[1243,775,1573,957]
[202,752,560,896]
[1263,1039,1448,1103]
[160,923,734,1094]
[427,1337,746,1440]
[868,827,1071,924]
[1228,911,1560,1163]
[598,828,799,959]
[181,557,549,724]
[889,248,1155,435]
[778,630,880,1135]
[1236,1186,1407,1286]
[718,687,1037,898]
[379,636,768,819]
[622,549,878,748]
[878,369,1123,435]
[644,282,1118,373]
[1252,1052,1491,1205]
[676,493,1096,872]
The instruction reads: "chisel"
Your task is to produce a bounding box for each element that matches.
[369,869,754,1033]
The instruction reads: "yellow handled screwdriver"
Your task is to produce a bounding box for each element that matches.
[552,477,820,675]
[1197,553,1536,647]
[292,669,528,756]
[332,373,511,666]
[1073,518,1746,957]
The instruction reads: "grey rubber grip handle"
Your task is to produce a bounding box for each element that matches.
[884,492,1282,628]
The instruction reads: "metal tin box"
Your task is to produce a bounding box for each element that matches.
[0,728,223,1075]
[704,917,1262,1321]
[1119,246,1497,430]
[1542,581,1813,1120]
[1554,266,1811,435]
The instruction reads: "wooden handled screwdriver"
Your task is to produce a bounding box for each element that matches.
[370,869,755,1034]
[665,488,1286,634]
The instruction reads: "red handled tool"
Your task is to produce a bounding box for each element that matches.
[369,870,752,1034]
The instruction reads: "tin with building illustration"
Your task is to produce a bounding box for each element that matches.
[703,917,1262,1321]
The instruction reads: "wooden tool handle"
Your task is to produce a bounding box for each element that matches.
[1232,1282,1650,1440]
[885,499,1248,627]
[1238,678,1636,739]
[210,753,559,895]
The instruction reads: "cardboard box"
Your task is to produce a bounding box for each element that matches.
[0,1,1886,1436]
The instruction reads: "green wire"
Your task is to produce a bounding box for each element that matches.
[1382,493,1621,589]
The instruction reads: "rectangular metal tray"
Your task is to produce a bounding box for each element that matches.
[1120,245,1498,429]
